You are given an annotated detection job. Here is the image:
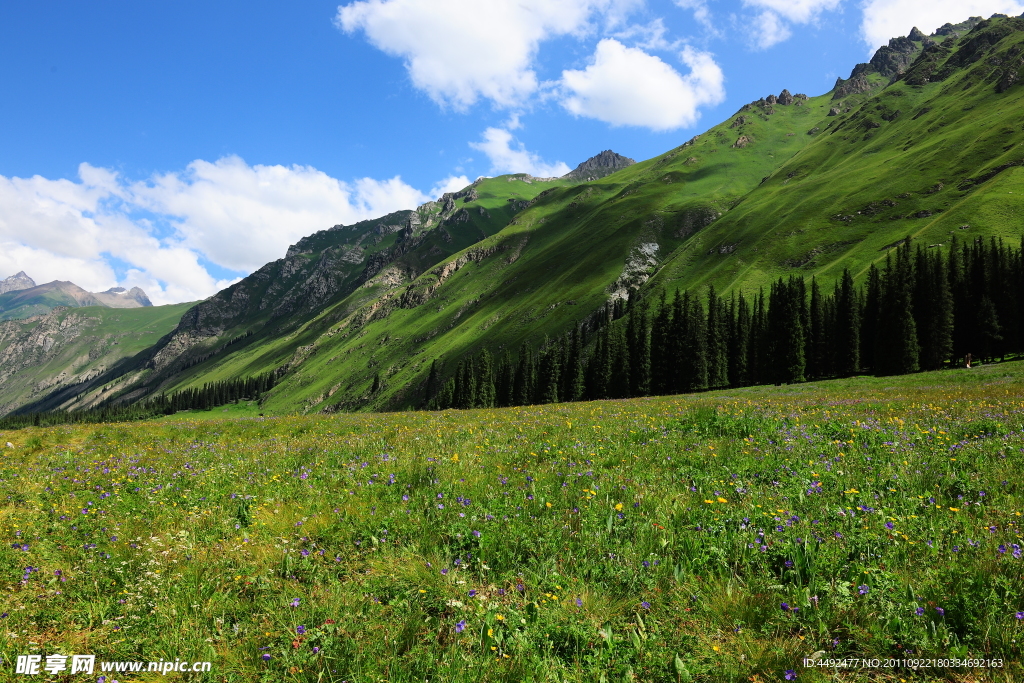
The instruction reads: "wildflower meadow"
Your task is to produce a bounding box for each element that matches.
[2,363,1024,681]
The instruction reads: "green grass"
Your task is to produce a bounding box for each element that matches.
[2,362,1023,681]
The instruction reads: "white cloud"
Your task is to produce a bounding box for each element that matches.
[128,157,429,274]
[559,39,725,131]
[748,10,793,49]
[612,18,681,50]
[335,0,640,110]
[470,128,572,177]
[429,175,472,198]
[744,0,841,24]
[860,0,1024,49]
[0,158,458,305]
[738,0,840,50]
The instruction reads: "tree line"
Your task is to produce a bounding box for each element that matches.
[425,236,1024,409]
[0,371,278,430]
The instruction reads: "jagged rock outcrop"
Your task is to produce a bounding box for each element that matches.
[732,136,753,148]
[0,271,35,295]
[870,36,918,77]
[777,89,794,105]
[997,68,1020,92]
[562,150,636,182]
[908,26,927,41]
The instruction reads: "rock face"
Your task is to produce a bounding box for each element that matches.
[832,73,872,99]
[0,271,35,295]
[870,35,918,77]
[562,150,636,182]
[908,26,927,41]
[777,89,794,105]
[732,135,753,148]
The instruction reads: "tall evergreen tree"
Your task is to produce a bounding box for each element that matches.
[833,269,860,376]
[706,285,728,389]
[861,264,882,373]
[730,294,751,387]
[808,278,827,379]
[476,350,496,407]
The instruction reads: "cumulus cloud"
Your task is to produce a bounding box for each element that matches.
[860,0,1024,49]
[744,0,842,24]
[470,128,572,177]
[335,0,640,110]
[749,10,793,49]
[739,0,840,49]
[0,158,455,305]
[612,18,681,50]
[559,39,725,131]
[429,175,472,197]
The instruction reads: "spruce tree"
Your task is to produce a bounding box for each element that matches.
[834,269,860,376]
[808,278,826,380]
[730,294,751,386]
[862,264,882,373]
[476,350,496,407]
[706,285,728,389]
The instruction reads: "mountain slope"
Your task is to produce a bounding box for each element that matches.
[0,280,154,320]
[7,14,1024,418]
[0,271,35,295]
[0,303,193,416]
[645,14,1024,295]
[30,174,572,413]
[157,88,837,414]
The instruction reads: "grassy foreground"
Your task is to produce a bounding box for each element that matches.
[2,365,1024,682]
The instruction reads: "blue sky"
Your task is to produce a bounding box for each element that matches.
[2,0,1021,303]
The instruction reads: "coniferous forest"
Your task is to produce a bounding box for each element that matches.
[427,237,1024,410]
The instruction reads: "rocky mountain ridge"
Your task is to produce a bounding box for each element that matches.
[0,277,152,321]
[0,271,36,295]
[562,150,636,181]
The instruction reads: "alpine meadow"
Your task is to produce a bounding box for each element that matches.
[3,12,1024,683]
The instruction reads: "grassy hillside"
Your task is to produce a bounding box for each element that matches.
[7,17,1024,420]
[648,17,1024,295]
[1,363,1022,681]
[0,303,194,416]
[196,17,1024,415]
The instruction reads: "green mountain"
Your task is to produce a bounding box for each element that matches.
[0,303,193,416]
[5,13,1024,418]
